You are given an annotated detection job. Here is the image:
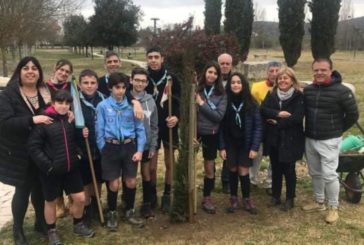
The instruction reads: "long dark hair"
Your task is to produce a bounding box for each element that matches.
[197,61,224,96]
[8,56,44,88]
[226,72,258,113]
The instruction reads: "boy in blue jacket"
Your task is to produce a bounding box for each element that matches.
[96,72,146,230]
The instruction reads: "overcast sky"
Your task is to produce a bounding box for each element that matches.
[81,0,364,29]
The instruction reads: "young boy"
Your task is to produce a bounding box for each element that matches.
[76,69,105,224]
[145,47,180,212]
[130,67,158,218]
[28,90,95,245]
[96,72,146,230]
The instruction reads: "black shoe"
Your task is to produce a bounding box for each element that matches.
[47,228,62,245]
[106,211,118,231]
[222,182,230,194]
[265,188,273,196]
[13,225,28,245]
[125,209,145,228]
[161,194,171,213]
[268,197,281,207]
[140,203,155,219]
[281,199,294,211]
[73,221,95,237]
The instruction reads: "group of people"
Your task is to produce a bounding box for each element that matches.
[0,47,180,245]
[0,47,359,245]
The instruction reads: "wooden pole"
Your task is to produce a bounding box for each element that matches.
[167,76,174,205]
[188,83,197,222]
[85,138,105,224]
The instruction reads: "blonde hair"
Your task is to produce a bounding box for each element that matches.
[274,66,299,89]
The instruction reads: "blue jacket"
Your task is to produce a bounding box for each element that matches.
[95,96,146,152]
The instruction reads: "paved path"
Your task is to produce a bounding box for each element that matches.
[120,58,147,68]
[0,182,14,229]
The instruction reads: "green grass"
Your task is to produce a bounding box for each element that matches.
[1,48,364,244]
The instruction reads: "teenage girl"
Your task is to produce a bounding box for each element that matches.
[196,61,227,214]
[219,72,262,214]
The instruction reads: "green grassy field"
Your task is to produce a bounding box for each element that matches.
[0,48,364,244]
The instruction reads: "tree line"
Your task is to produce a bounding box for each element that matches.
[204,0,342,67]
[63,0,140,57]
[0,0,82,77]
[0,0,347,76]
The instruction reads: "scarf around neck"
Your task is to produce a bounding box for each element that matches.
[277,87,295,101]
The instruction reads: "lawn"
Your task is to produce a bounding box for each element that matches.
[0,48,364,244]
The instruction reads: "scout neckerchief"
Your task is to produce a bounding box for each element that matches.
[80,91,105,111]
[204,85,216,110]
[105,74,109,84]
[109,96,129,142]
[150,70,167,99]
[232,102,244,128]
[47,79,69,91]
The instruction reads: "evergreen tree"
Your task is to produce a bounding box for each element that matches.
[204,0,222,35]
[89,0,141,50]
[63,15,88,48]
[309,0,341,59]
[278,0,306,67]
[224,0,254,61]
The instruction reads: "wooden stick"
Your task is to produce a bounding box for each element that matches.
[85,137,105,224]
[188,83,197,222]
[167,77,174,205]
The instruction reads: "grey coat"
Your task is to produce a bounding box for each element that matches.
[135,91,159,152]
[197,92,227,135]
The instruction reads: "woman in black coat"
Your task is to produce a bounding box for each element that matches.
[0,57,52,244]
[261,67,304,211]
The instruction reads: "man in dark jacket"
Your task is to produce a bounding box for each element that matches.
[98,51,122,96]
[302,58,359,224]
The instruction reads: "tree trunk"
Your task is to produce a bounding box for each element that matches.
[91,46,94,60]
[1,46,8,77]
[10,44,16,64]
[18,45,22,60]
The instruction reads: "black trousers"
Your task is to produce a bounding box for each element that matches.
[269,147,296,200]
[12,164,44,228]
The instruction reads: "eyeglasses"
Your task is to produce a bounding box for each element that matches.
[133,79,148,84]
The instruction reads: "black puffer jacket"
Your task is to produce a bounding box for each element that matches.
[261,89,305,162]
[0,82,50,186]
[304,71,359,140]
[28,106,80,175]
